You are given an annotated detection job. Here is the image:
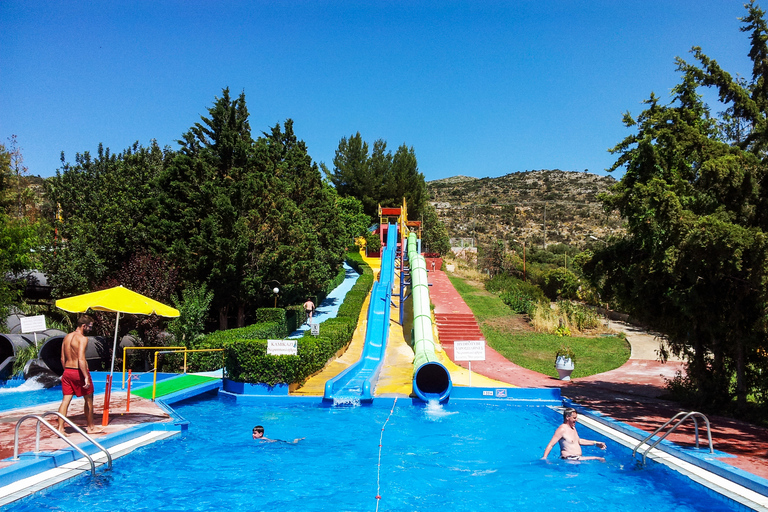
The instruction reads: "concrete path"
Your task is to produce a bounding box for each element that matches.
[289,262,359,338]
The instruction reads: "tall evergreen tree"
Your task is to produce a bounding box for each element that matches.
[152,88,257,329]
[43,141,170,297]
[584,1,768,410]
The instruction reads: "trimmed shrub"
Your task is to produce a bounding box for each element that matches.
[256,308,286,325]
[189,252,373,385]
[187,321,285,372]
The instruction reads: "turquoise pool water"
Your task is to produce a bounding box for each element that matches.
[5,396,739,511]
[0,372,173,412]
[0,378,65,411]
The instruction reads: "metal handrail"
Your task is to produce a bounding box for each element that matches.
[632,411,714,465]
[13,412,113,475]
[151,348,224,400]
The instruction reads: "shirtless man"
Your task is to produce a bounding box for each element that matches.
[57,315,103,435]
[303,297,315,324]
[542,408,606,461]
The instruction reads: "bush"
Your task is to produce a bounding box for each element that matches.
[187,321,285,372]
[556,300,601,331]
[12,344,38,376]
[188,252,373,385]
[542,268,580,300]
[500,290,537,316]
[490,274,547,316]
[256,308,286,325]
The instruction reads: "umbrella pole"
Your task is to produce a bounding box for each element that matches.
[110,312,121,377]
[103,312,121,427]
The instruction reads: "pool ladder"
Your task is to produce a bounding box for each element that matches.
[13,411,113,476]
[632,411,714,465]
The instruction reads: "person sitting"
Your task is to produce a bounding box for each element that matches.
[542,408,606,461]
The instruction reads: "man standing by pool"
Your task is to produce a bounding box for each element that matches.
[542,407,606,461]
[57,315,103,435]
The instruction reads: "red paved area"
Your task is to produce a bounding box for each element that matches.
[0,392,172,469]
[429,269,768,481]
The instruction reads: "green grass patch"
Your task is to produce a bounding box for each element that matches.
[447,276,511,323]
[485,329,630,379]
[447,274,630,378]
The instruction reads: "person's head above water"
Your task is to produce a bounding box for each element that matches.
[252,425,264,439]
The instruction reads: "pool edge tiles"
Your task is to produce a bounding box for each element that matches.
[0,428,181,507]
[570,406,768,512]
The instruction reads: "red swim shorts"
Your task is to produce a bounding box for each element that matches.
[61,368,94,397]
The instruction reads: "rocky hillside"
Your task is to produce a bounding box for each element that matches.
[427,170,624,249]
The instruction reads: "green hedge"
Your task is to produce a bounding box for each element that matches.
[256,308,286,325]
[187,321,285,372]
[188,252,373,385]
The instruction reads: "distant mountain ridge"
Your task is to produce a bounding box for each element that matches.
[426,169,624,249]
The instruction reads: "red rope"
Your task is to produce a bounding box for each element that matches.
[375,397,398,511]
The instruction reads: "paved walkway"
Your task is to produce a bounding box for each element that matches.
[0,392,172,470]
[429,269,768,481]
[289,262,358,338]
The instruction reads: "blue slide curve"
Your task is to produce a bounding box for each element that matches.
[323,224,398,403]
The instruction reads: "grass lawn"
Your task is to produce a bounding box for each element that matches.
[447,274,631,379]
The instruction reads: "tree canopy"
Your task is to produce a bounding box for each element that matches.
[324,132,428,220]
[584,1,768,411]
[41,89,347,331]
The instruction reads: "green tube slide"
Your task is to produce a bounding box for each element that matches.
[407,232,452,402]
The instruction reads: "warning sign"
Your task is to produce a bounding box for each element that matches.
[454,340,486,361]
[267,339,298,356]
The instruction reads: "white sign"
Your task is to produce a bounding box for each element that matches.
[20,315,47,333]
[267,339,298,356]
[454,340,486,361]
[310,323,319,336]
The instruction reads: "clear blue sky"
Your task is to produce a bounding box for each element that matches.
[0,1,755,182]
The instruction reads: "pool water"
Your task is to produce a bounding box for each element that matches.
[0,377,64,411]
[6,396,739,511]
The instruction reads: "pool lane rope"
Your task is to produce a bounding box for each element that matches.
[375,397,398,511]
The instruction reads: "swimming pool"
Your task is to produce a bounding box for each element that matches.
[0,372,177,413]
[4,395,741,512]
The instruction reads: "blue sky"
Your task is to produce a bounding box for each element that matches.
[0,1,756,182]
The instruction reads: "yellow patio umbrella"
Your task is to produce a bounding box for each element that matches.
[55,285,180,376]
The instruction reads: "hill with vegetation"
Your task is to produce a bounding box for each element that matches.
[427,170,624,249]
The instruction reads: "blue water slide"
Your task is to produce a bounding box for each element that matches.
[323,224,398,402]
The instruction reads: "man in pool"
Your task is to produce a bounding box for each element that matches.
[57,315,104,436]
[252,425,304,444]
[542,407,606,461]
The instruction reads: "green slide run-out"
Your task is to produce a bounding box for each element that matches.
[132,374,219,399]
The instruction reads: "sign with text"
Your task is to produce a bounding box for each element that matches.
[310,323,320,336]
[267,339,298,356]
[454,340,486,361]
[20,315,47,333]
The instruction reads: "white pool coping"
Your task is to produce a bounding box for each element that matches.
[0,430,178,507]
[575,410,768,512]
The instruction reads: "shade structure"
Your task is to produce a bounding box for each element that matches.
[56,286,180,318]
[55,286,180,376]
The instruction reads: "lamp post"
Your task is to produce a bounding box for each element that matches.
[273,287,280,308]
